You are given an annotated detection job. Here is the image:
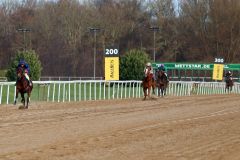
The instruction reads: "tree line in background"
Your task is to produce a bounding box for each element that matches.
[0,0,240,77]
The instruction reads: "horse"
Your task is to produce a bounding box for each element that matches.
[142,71,156,100]
[225,76,234,93]
[14,67,33,109]
[156,70,169,97]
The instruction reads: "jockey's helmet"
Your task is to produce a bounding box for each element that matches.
[161,64,164,67]
[146,62,151,67]
[228,71,231,74]
[19,59,25,65]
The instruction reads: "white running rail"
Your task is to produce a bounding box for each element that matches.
[0,80,239,105]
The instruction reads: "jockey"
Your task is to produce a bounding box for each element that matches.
[16,59,32,86]
[225,70,232,82]
[158,64,169,81]
[143,62,154,82]
[144,62,153,77]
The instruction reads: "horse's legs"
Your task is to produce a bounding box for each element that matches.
[164,85,167,96]
[143,88,146,100]
[158,84,162,97]
[161,87,164,97]
[14,89,19,105]
[225,85,230,93]
[26,96,29,109]
[148,87,151,98]
[152,86,155,95]
[21,92,25,105]
[26,92,31,109]
[152,81,156,95]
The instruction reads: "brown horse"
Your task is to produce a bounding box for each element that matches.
[225,76,234,93]
[142,71,155,100]
[156,70,169,97]
[14,67,33,109]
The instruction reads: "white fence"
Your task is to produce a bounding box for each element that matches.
[39,76,103,81]
[0,80,240,105]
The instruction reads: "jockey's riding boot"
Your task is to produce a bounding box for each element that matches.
[164,73,169,82]
[28,80,32,86]
[165,75,169,82]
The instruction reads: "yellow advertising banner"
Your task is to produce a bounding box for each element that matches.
[105,57,119,80]
[212,64,224,80]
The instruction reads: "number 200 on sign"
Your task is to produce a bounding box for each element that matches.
[105,49,118,55]
[214,58,224,63]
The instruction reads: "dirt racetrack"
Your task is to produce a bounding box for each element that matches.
[0,95,240,160]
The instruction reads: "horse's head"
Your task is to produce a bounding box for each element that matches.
[145,71,153,82]
[157,70,168,85]
[226,76,234,85]
[159,70,163,75]
[157,70,164,78]
[226,75,233,82]
[17,67,24,79]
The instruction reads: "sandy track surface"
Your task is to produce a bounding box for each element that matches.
[0,95,240,160]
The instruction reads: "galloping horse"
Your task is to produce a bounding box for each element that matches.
[142,71,155,100]
[156,70,169,97]
[14,67,33,109]
[225,76,234,93]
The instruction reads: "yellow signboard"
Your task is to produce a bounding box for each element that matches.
[105,57,119,80]
[212,64,224,80]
